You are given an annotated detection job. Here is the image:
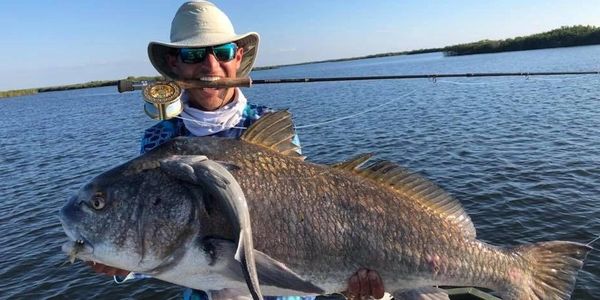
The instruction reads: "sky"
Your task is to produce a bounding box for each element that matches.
[1,0,600,91]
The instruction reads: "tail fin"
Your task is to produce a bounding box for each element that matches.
[503,241,591,300]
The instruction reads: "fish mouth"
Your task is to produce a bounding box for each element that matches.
[60,217,95,263]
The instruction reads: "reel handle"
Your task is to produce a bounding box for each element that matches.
[117,80,148,93]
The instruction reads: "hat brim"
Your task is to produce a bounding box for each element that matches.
[148,32,259,80]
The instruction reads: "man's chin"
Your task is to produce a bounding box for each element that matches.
[187,87,234,110]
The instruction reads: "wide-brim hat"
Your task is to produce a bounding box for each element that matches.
[148,1,259,80]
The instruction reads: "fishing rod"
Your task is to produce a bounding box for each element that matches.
[118,71,600,91]
[250,71,600,84]
[118,71,600,120]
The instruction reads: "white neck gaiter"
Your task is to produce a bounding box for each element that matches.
[180,88,247,136]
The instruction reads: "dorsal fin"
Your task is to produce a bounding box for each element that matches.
[241,111,303,159]
[330,153,374,171]
[333,158,476,239]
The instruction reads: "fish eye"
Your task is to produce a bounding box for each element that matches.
[91,193,106,210]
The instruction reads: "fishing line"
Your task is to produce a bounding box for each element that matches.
[294,73,594,130]
[585,220,600,251]
[174,115,248,130]
[160,73,595,147]
[248,71,600,85]
[587,234,600,247]
[527,74,595,82]
[295,89,419,129]
[173,88,420,131]
[435,79,498,86]
[436,73,596,86]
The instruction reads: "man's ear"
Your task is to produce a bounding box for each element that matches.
[235,47,244,63]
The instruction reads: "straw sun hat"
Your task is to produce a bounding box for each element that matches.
[148,1,260,80]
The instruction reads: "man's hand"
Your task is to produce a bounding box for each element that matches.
[86,262,130,277]
[345,268,385,299]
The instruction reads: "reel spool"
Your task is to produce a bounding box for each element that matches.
[141,81,182,120]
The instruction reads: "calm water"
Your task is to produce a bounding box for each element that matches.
[1,46,600,299]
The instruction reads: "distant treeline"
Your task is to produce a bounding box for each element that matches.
[253,48,443,71]
[0,76,162,99]
[255,25,600,70]
[0,88,40,98]
[443,25,600,56]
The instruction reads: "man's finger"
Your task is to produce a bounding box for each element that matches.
[347,273,360,297]
[368,270,385,299]
[357,268,369,297]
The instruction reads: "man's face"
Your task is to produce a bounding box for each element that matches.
[167,45,244,111]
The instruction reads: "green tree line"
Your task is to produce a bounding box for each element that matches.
[0,76,162,99]
[444,25,600,56]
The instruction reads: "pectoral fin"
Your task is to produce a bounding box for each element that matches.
[204,238,325,295]
[252,249,324,294]
[160,155,263,300]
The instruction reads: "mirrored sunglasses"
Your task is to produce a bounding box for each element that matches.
[178,43,238,64]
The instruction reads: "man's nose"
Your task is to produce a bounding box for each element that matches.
[199,53,221,70]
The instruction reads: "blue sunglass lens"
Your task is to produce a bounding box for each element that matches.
[178,43,237,64]
[179,48,207,64]
[212,43,237,61]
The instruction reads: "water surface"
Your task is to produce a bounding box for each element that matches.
[1,46,599,299]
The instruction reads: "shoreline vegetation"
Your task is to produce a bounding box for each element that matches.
[0,76,162,99]
[2,25,599,99]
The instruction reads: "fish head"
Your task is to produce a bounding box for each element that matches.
[59,162,202,273]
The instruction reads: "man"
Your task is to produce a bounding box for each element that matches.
[92,1,385,299]
[139,0,273,153]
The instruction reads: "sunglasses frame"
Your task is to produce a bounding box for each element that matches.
[178,42,239,64]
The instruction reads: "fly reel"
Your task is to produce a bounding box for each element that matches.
[141,81,183,120]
